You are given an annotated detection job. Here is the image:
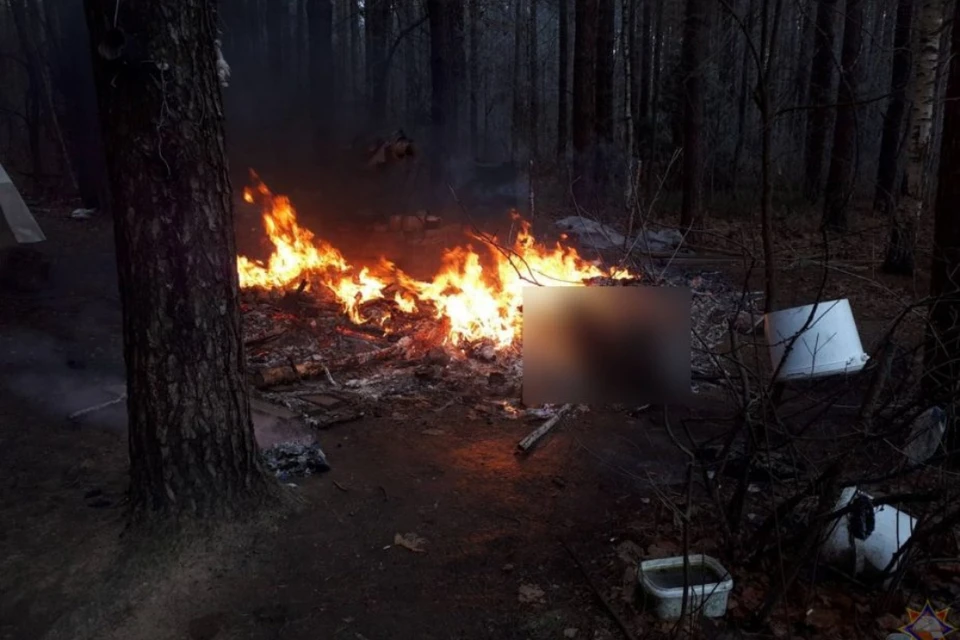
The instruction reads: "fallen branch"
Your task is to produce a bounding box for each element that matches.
[250,340,409,388]
[560,539,638,640]
[68,393,127,420]
[516,404,573,453]
[243,329,286,348]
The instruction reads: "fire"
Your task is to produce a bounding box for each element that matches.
[236,174,634,348]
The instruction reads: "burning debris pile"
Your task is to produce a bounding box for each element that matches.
[237,175,749,411]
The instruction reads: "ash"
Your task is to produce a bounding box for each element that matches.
[261,441,331,480]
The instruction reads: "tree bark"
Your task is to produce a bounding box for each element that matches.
[572,0,599,204]
[308,0,334,145]
[883,0,943,274]
[83,0,272,524]
[822,0,864,231]
[48,0,110,210]
[557,0,570,163]
[874,0,914,216]
[594,0,615,174]
[803,0,838,203]
[528,0,539,161]
[426,0,464,187]
[366,0,392,124]
[511,0,526,163]
[637,0,652,158]
[679,0,707,231]
[469,0,480,157]
[924,0,960,448]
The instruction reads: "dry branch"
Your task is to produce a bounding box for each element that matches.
[516,404,573,453]
[250,342,408,388]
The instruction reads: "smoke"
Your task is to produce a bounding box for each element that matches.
[0,329,127,431]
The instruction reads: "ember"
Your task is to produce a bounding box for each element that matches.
[236,174,634,349]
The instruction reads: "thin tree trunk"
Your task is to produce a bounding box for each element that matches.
[638,0,652,152]
[469,0,480,157]
[10,0,44,185]
[646,0,663,195]
[308,0,334,121]
[557,0,570,163]
[572,0,599,204]
[822,0,864,231]
[803,0,838,202]
[732,0,753,196]
[680,0,707,231]
[923,0,960,444]
[627,0,639,158]
[426,0,464,187]
[83,0,273,524]
[875,0,914,215]
[883,0,944,274]
[529,0,539,161]
[511,0,525,163]
[595,0,615,147]
[366,0,392,124]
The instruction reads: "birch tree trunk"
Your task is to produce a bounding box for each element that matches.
[83,0,273,525]
[884,0,944,274]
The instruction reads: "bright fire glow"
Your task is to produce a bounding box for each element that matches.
[236,173,634,348]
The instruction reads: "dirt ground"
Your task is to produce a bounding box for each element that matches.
[0,194,939,640]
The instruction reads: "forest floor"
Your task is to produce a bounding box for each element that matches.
[0,192,948,640]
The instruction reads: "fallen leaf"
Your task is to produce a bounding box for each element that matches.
[877,614,903,631]
[518,583,546,604]
[421,428,445,436]
[616,541,644,566]
[393,532,427,553]
[805,607,841,629]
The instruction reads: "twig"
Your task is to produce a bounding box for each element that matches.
[516,404,573,453]
[559,539,638,640]
[68,393,126,420]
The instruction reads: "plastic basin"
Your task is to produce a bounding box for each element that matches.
[637,554,733,620]
[764,299,869,380]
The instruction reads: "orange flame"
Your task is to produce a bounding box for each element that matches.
[236,175,634,348]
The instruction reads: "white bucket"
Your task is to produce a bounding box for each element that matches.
[763,299,869,381]
[822,486,916,583]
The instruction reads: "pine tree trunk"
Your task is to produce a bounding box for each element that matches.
[511,0,526,163]
[822,0,864,231]
[680,0,707,230]
[924,0,960,446]
[875,0,914,215]
[528,0,539,161]
[803,0,838,202]
[884,0,943,275]
[557,0,570,163]
[83,0,273,525]
[572,0,599,203]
